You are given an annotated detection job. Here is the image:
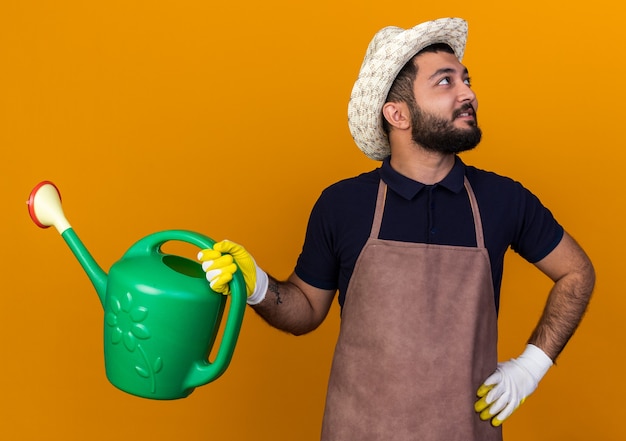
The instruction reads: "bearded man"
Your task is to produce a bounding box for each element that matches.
[199,18,595,441]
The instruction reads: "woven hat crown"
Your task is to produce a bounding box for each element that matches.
[348,18,468,160]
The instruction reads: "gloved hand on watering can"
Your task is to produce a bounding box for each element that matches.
[198,240,269,305]
[475,344,553,426]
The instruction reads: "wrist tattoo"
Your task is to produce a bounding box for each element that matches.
[268,280,283,305]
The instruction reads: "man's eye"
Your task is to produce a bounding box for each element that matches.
[464,78,472,86]
[438,77,450,85]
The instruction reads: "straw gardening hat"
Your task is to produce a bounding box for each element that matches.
[348,17,468,160]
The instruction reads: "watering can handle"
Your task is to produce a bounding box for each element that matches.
[123,229,246,386]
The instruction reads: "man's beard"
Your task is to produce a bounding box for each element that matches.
[410,102,482,154]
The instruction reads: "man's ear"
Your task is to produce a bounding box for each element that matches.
[382,102,410,130]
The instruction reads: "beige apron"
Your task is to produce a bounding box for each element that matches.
[321,178,502,441]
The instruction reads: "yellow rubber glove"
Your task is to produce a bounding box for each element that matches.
[475,344,552,426]
[197,240,268,305]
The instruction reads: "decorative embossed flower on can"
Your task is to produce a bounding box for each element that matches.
[105,292,163,392]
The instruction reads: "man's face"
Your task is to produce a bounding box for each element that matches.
[409,51,482,154]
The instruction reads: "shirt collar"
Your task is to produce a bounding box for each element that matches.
[379,155,466,200]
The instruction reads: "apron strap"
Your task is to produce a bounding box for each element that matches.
[370,179,387,239]
[372,178,486,248]
[464,176,486,249]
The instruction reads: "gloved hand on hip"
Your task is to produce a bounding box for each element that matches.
[475,344,553,426]
[197,240,268,305]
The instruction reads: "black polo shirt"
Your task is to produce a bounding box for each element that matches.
[294,156,563,310]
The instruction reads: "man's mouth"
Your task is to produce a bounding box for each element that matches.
[453,104,476,120]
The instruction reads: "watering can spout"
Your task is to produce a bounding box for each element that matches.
[27,181,108,306]
[60,229,108,307]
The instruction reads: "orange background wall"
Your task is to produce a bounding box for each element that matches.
[2,1,623,439]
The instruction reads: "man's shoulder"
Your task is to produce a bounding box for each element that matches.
[310,168,381,219]
[460,163,545,217]
[464,163,526,194]
[321,168,381,197]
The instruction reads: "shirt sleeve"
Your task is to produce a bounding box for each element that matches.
[294,189,341,291]
[510,184,564,263]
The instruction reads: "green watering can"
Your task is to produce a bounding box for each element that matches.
[27,181,246,400]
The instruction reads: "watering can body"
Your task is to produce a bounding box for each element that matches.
[61,228,246,400]
[62,227,246,400]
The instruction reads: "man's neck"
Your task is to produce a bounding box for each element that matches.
[389,147,456,185]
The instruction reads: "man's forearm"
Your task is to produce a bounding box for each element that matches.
[528,258,595,361]
[250,275,327,336]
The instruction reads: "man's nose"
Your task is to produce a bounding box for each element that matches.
[457,83,477,103]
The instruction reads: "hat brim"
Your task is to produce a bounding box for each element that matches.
[348,18,468,160]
